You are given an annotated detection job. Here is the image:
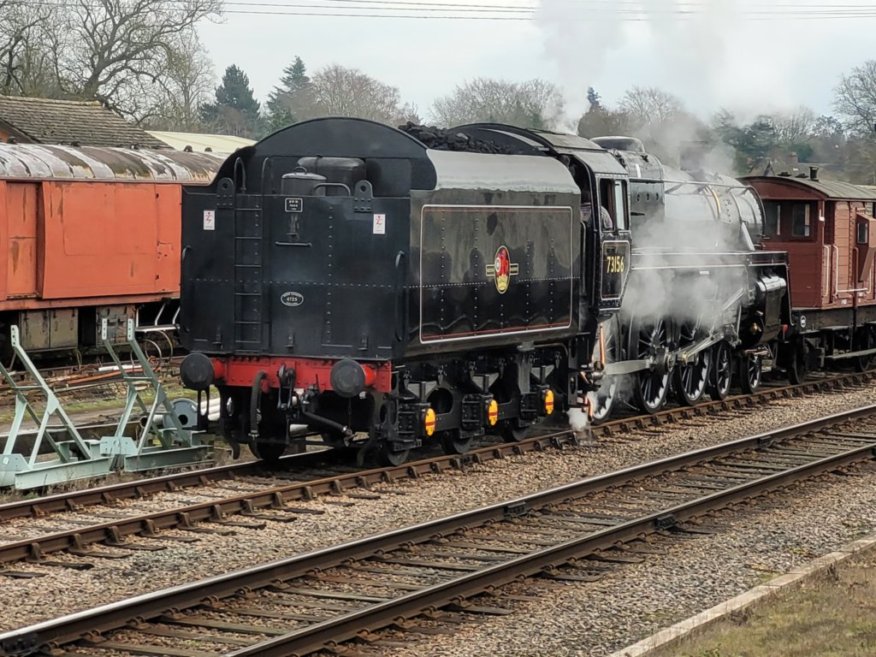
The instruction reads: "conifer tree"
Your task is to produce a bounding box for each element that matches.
[266,56,312,130]
[200,64,263,138]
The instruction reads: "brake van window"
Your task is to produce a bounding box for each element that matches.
[763,201,781,237]
[791,203,811,238]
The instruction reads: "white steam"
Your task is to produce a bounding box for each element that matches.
[535,0,796,121]
[566,406,591,441]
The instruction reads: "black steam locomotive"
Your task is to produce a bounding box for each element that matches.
[585,137,791,421]
[178,118,632,463]
[178,119,788,463]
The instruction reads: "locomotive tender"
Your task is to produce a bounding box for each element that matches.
[178,118,633,463]
[178,119,804,463]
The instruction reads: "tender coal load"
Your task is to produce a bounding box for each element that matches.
[398,122,514,154]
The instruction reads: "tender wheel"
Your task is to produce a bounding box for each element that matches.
[673,321,711,406]
[709,341,732,400]
[632,317,671,414]
[250,441,286,465]
[501,421,532,443]
[854,326,876,372]
[439,430,473,455]
[739,352,762,394]
[378,443,410,466]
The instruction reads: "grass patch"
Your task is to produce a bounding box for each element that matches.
[650,549,876,657]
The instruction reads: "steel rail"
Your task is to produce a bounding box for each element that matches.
[0,369,869,525]
[0,432,576,565]
[0,372,870,565]
[233,440,876,657]
[0,451,328,523]
[3,404,875,657]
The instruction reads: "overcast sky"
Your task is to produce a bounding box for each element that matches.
[198,0,876,128]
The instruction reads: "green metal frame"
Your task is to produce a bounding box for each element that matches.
[101,319,210,473]
[0,326,113,488]
[0,321,211,490]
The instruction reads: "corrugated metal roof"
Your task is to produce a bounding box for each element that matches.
[0,143,222,182]
[0,95,166,149]
[743,175,876,201]
[147,130,254,154]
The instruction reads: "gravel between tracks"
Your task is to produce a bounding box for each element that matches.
[382,461,876,657]
[0,385,874,636]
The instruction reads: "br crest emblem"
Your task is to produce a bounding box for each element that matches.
[486,245,519,294]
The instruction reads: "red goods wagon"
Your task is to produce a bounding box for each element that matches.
[0,144,222,355]
[744,171,876,374]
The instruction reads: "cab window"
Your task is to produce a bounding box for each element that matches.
[598,178,629,232]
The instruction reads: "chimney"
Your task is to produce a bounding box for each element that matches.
[789,152,798,166]
[809,166,819,181]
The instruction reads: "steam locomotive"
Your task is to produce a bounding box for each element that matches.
[178,119,788,463]
[586,136,790,420]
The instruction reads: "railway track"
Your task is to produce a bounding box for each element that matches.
[0,369,870,527]
[1,405,874,657]
[0,370,870,567]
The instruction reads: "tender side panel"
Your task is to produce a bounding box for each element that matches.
[40,181,179,299]
[179,189,235,353]
[419,205,574,343]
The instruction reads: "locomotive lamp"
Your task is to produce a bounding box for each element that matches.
[543,389,555,415]
[487,399,499,426]
[423,408,437,437]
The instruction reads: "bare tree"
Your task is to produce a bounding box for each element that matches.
[57,0,221,119]
[619,86,685,128]
[304,65,408,125]
[431,78,564,129]
[835,60,876,135]
[771,107,816,144]
[145,32,215,130]
[0,2,55,95]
